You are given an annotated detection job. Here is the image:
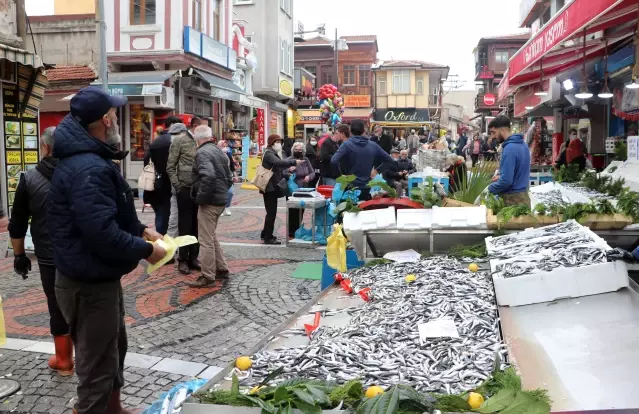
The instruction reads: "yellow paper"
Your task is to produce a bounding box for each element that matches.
[145,235,198,274]
[326,224,347,272]
[0,296,6,347]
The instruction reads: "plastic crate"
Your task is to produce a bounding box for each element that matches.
[407,174,450,197]
[321,250,364,290]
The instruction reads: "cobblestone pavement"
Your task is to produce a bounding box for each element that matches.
[0,187,325,412]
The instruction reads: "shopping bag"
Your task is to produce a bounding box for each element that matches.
[145,235,198,274]
[288,174,299,195]
[326,224,347,272]
[0,296,6,347]
[251,156,273,192]
[138,161,156,191]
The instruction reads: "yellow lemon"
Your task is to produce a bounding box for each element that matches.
[365,386,384,398]
[468,263,479,273]
[249,386,263,395]
[235,356,252,371]
[467,392,484,409]
[405,274,417,283]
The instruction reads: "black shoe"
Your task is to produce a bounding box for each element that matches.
[263,237,281,245]
[188,260,201,271]
[186,276,216,288]
[216,270,231,280]
[178,261,191,275]
[165,257,176,266]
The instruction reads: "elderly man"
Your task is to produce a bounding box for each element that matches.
[48,86,166,414]
[371,125,393,154]
[166,121,200,275]
[187,126,233,287]
[9,127,74,376]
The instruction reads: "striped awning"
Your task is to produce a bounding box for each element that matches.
[0,43,44,69]
[19,64,48,118]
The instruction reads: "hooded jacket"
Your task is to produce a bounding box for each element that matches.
[488,134,531,195]
[48,114,152,282]
[8,157,58,263]
[331,135,394,188]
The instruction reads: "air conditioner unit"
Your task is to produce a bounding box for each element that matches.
[144,87,175,109]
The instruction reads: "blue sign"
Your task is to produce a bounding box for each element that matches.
[184,26,202,56]
[183,26,232,70]
[595,45,634,78]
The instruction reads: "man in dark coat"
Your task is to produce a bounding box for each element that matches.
[456,131,469,156]
[371,125,393,154]
[319,124,349,185]
[9,127,74,377]
[48,87,166,414]
[187,125,233,288]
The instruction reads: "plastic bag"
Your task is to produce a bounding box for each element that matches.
[141,378,207,414]
[145,235,198,274]
[368,174,387,197]
[326,224,347,272]
[0,296,5,347]
[288,173,299,195]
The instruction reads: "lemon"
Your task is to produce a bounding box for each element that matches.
[249,386,263,395]
[467,392,484,409]
[235,356,252,371]
[365,386,384,398]
[405,274,417,283]
[468,263,479,273]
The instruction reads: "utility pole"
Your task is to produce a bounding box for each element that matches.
[334,28,338,87]
[97,0,108,91]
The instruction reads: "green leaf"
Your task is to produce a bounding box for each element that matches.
[500,391,549,414]
[337,202,348,211]
[259,367,285,388]
[435,394,471,412]
[274,386,289,403]
[291,388,316,406]
[231,374,240,397]
[346,381,364,399]
[305,384,331,405]
[239,395,276,413]
[475,388,517,413]
[280,402,294,414]
[396,384,434,412]
[492,353,501,376]
[355,385,400,414]
[292,399,322,414]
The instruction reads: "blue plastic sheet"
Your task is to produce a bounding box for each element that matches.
[288,173,299,195]
[142,379,208,414]
[368,174,388,197]
[294,224,327,245]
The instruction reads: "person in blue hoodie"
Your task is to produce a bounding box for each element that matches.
[331,119,394,201]
[487,115,531,206]
[48,87,166,414]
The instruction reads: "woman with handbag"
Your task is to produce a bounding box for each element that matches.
[259,135,301,245]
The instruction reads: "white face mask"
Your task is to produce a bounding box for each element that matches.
[310,140,317,146]
[272,143,282,151]
[570,134,578,140]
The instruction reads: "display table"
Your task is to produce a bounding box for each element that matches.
[285,197,327,248]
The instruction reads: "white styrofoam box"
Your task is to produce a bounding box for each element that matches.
[485,220,584,253]
[343,212,362,232]
[397,209,433,229]
[492,260,629,307]
[431,205,487,229]
[358,207,396,231]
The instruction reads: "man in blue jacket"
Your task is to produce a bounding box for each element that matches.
[331,119,394,200]
[48,86,166,414]
[487,115,531,206]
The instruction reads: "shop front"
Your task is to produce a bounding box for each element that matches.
[372,108,432,137]
[343,95,373,125]
[295,109,324,140]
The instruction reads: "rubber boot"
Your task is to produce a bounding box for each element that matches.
[107,389,145,414]
[49,335,74,376]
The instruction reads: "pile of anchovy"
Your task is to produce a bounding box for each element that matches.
[243,257,507,395]
[487,221,581,251]
[488,230,597,260]
[531,189,566,207]
[494,246,607,278]
[562,183,613,201]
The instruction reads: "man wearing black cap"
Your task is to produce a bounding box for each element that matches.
[48,86,166,414]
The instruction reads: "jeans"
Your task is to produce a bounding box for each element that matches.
[261,192,279,241]
[167,190,179,238]
[151,195,171,235]
[55,272,127,414]
[198,204,229,280]
[177,187,199,263]
[226,186,234,208]
[39,262,69,336]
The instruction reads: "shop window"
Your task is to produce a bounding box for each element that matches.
[359,65,370,86]
[495,50,509,64]
[378,76,387,95]
[212,0,220,40]
[192,0,202,31]
[130,0,156,25]
[343,65,355,85]
[392,70,410,94]
[129,104,152,162]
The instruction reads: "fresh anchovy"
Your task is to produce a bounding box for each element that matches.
[488,230,597,261]
[241,257,507,395]
[562,183,614,201]
[493,245,607,278]
[532,189,567,207]
[488,220,582,249]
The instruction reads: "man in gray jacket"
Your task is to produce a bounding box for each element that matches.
[187,125,233,288]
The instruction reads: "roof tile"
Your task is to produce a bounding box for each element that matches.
[295,36,332,46]
[46,65,97,82]
[340,35,377,42]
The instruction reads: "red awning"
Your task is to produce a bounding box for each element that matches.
[507,0,638,88]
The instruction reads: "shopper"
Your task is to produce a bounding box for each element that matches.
[306,136,321,187]
[566,137,587,172]
[187,126,232,288]
[286,142,316,236]
[48,86,165,414]
[406,129,420,156]
[445,154,468,194]
[383,149,405,196]
[9,127,73,377]
[398,149,416,176]
[144,116,180,234]
[468,134,482,166]
[456,131,468,157]
[217,139,235,216]
[167,121,200,275]
[260,135,301,245]
[320,124,349,186]
[487,115,531,206]
[371,125,393,154]
[482,136,498,162]
[331,119,394,201]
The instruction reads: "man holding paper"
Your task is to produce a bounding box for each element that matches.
[48,86,166,414]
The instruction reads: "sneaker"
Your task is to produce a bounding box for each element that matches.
[178,261,191,275]
[186,276,216,288]
[225,209,231,216]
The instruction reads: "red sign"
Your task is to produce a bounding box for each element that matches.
[344,95,371,107]
[483,94,496,106]
[479,66,494,80]
[513,80,551,117]
[509,0,621,85]
[256,108,265,149]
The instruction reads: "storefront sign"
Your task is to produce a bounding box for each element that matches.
[478,66,494,80]
[256,108,265,148]
[483,94,496,106]
[202,35,229,68]
[286,109,296,138]
[211,88,242,103]
[239,94,267,109]
[184,26,202,56]
[510,0,621,83]
[344,95,371,108]
[513,80,551,117]
[374,109,430,123]
[279,77,293,98]
[297,110,322,124]
[108,84,162,96]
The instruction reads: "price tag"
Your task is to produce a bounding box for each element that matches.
[23,151,38,164]
[6,150,21,164]
[418,318,460,340]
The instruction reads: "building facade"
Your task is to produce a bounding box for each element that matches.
[233,0,295,139]
[373,60,449,135]
[338,35,377,124]
[54,0,95,14]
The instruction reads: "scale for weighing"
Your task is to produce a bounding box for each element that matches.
[290,188,324,200]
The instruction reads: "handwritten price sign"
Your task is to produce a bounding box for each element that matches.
[24,151,38,164]
[6,150,21,164]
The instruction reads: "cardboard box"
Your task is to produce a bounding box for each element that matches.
[442,198,474,207]
[580,213,632,230]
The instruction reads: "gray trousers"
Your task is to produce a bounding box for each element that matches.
[168,190,179,238]
[55,272,127,414]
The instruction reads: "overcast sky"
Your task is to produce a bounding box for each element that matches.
[26,0,527,90]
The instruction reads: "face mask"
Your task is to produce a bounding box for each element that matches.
[310,140,317,146]
[272,143,282,151]
[294,152,304,159]
[570,134,578,140]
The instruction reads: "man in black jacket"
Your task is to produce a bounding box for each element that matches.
[9,127,74,377]
[371,125,393,154]
[383,149,404,196]
[319,124,349,185]
[188,125,233,287]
